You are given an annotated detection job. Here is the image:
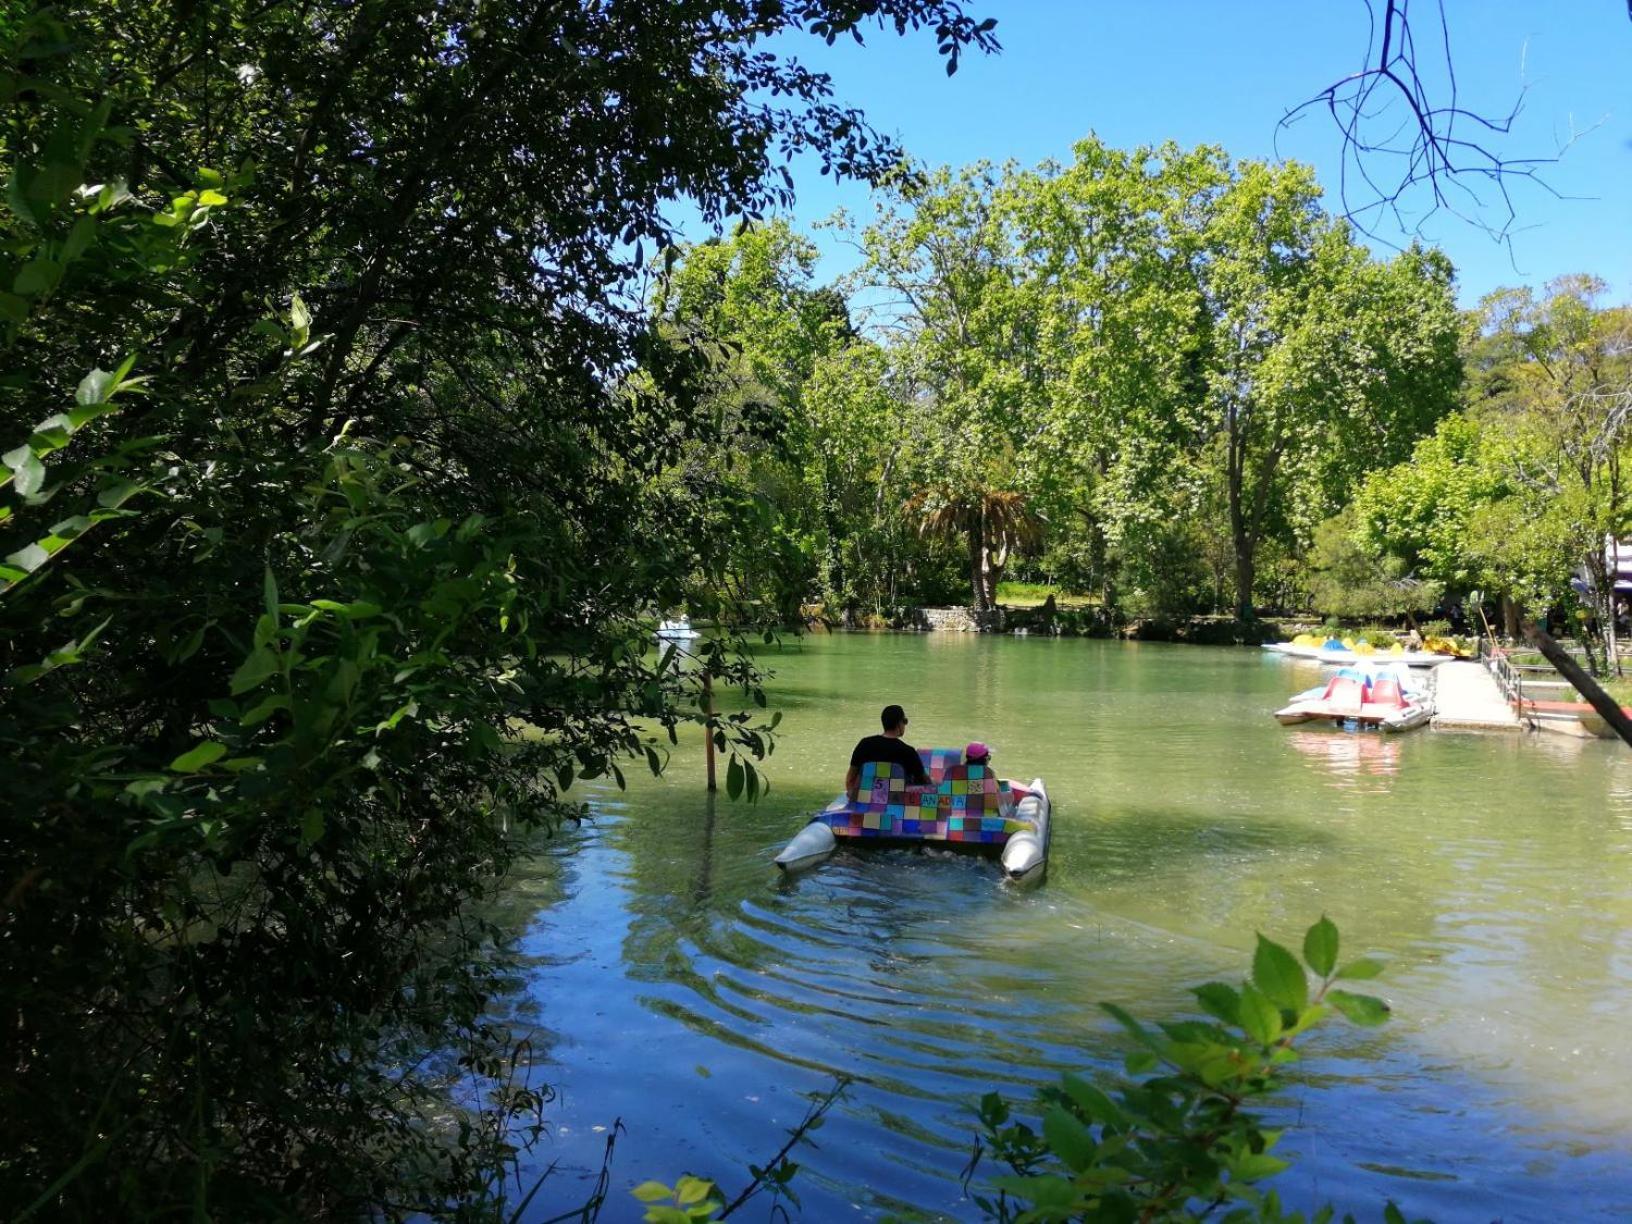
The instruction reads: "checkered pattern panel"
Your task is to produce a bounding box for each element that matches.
[919,746,963,784]
[822,750,1033,844]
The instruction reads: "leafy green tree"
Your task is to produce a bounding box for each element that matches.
[0,0,999,1214]
[1001,138,1217,614]
[1307,506,1442,622]
[1465,278,1632,658]
[846,162,1049,610]
[1188,166,1460,619]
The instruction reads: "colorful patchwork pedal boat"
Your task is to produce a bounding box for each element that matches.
[774,747,1051,883]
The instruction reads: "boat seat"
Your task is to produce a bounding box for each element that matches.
[918,746,963,785]
[1320,674,1366,711]
[822,756,1028,844]
[1369,677,1407,708]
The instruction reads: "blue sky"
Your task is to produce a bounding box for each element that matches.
[722,1,1632,307]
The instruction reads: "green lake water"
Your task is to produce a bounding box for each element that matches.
[503,633,1632,1222]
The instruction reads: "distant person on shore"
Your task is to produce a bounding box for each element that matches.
[847,704,928,798]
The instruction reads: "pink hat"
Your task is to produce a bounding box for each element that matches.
[965,741,991,761]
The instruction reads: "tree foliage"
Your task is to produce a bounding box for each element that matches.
[968,918,1411,1224]
[0,0,999,1215]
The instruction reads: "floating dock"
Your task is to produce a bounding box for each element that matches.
[1431,661,1524,732]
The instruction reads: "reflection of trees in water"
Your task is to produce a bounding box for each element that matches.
[1285,728,1402,791]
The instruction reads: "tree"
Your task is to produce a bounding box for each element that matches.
[1188,165,1461,619]
[1465,278,1632,657]
[0,1,1000,1214]
[1307,506,1442,622]
[846,163,1049,610]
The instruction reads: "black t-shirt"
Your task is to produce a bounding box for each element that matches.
[849,735,928,784]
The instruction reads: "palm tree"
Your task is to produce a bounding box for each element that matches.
[911,486,1040,611]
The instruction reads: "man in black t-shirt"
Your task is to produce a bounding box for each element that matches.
[846,704,929,799]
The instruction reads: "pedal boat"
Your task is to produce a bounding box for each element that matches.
[1274,665,1432,733]
[1262,637,1455,669]
[775,747,1051,884]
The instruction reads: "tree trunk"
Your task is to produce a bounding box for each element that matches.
[985,538,1007,609]
[821,460,844,604]
[968,517,988,612]
[1524,618,1632,749]
[1500,593,1520,639]
[1605,592,1620,678]
[1226,408,1254,622]
[1232,537,1255,622]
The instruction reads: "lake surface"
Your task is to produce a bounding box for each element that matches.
[503,634,1632,1223]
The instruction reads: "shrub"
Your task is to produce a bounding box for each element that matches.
[967,918,1413,1223]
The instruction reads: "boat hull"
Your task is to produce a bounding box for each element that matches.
[1273,701,1432,733]
[773,820,837,872]
[1262,642,1453,669]
[999,779,1050,884]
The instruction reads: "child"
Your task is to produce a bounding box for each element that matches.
[965,742,1032,800]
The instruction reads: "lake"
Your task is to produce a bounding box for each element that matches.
[502,633,1632,1222]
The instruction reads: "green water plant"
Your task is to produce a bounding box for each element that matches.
[966,918,1414,1223]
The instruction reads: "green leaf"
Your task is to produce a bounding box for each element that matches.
[1237,981,1281,1045]
[301,807,325,845]
[1303,915,1339,977]
[1041,1105,1096,1173]
[5,446,46,497]
[1193,981,1241,1026]
[631,1181,672,1204]
[1336,957,1385,981]
[6,542,50,574]
[309,599,383,619]
[988,1174,1077,1211]
[1253,934,1308,1013]
[169,740,227,772]
[1060,1071,1124,1127]
[377,700,419,733]
[1233,1151,1291,1181]
[230,646,279,695]
[1327,989,1390,1027]
[1100,1001,1164,1054]
[290,292,311,340]
[1123,1050,1158,1075]
[263,567,279,618]
[14,257,63,295]
[240,694,289,727]
[75,367,116,405]
[63,214,96,261]
[198,188,228,206]
[726,755,743,800]
[674,1175,712,1206]
[97,478,142,509]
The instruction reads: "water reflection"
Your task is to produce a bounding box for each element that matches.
[1285,727,1402,791]
[502,637,1632,1222]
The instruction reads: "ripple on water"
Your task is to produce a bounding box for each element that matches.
[498,638,1632,1222]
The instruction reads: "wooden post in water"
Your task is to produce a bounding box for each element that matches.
[703,668,717,792]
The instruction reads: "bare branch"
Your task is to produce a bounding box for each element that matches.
[1278,0,1618,252]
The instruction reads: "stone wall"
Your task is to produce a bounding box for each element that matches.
[922,606,1006,632]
